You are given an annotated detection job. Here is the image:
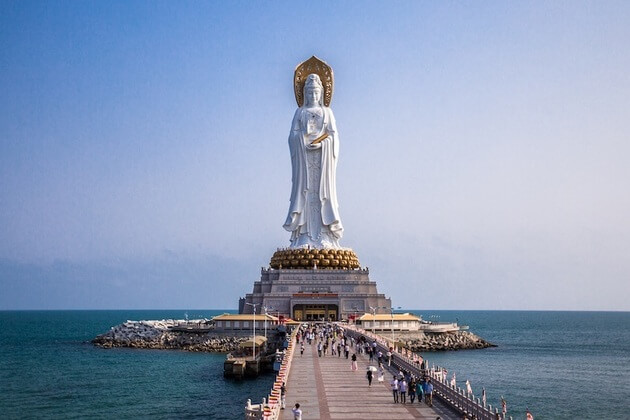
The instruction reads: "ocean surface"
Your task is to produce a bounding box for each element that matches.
[0,310,628,419]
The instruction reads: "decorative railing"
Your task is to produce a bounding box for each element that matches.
[244,328,297,420]
[344,324,513,420]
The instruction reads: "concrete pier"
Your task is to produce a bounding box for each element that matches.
[281,338,456,419]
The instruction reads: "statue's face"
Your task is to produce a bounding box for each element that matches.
[306,87,322,106]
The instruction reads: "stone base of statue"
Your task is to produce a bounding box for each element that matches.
[239,249,391,321]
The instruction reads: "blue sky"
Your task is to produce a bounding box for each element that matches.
[1,1,629,310]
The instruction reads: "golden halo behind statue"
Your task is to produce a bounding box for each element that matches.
[294,56,334,107]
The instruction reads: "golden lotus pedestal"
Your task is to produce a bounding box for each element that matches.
[239,248,391,322]
[269,248,360,270]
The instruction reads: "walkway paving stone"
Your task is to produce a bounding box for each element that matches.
[282,339,453,419]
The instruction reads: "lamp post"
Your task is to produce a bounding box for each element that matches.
[351,305,359,324]
[263,305,274,341]
[390,306,401,345]
[369,306,387,335]
[245,303,258,359]
[390,307,395,344]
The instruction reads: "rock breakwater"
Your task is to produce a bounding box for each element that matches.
[391,331,496,351]
[92,320,246,352]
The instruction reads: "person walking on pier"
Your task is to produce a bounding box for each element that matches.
[366,368,373,386]
[408,378,417,403]
[292,403,302,420]
[390,376,399,403]
[351,353,358,371]
[317,341,323,357]
[378,366,385,383]
[399,377,408,404]
[344,344,350,359]
[423,378,434,407]
[416,378,424,404]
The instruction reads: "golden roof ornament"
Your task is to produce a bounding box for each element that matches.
[294,56,334,107]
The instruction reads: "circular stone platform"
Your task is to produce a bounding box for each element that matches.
[270,248,360,270]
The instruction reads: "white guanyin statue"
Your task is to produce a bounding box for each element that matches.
[283,68,343,249]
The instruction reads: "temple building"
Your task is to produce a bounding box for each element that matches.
[239,257,391,321]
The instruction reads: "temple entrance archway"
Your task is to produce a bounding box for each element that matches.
[292,304,338,321]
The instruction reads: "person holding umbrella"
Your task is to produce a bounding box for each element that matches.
[366,366,374,386]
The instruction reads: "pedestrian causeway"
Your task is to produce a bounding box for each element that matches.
[282,338,445,419]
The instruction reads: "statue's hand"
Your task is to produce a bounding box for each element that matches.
[307,141,323,150]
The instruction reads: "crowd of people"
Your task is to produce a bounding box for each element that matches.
[389,372,434,406]
[282,322,437,419]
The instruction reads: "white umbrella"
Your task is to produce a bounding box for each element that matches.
[367,365,378,372]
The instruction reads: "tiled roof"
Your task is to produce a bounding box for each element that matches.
[240,336,268,347]
[212,313,279,321]
[358,313,421,322]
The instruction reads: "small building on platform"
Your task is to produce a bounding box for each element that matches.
[356,313,423,331]
[212,313,280,333]
[238,335,268,356]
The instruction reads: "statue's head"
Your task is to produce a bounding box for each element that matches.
[304,73,323,106]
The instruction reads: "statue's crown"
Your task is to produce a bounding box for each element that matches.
[305,73,323,89]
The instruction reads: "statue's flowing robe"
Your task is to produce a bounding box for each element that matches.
[283,106,343,247]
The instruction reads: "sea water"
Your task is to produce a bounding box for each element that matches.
[1,310,629,419]
[411,310,630,420]
[0,310,275,420]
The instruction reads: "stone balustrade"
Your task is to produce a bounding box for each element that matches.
[245,328,298,420]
